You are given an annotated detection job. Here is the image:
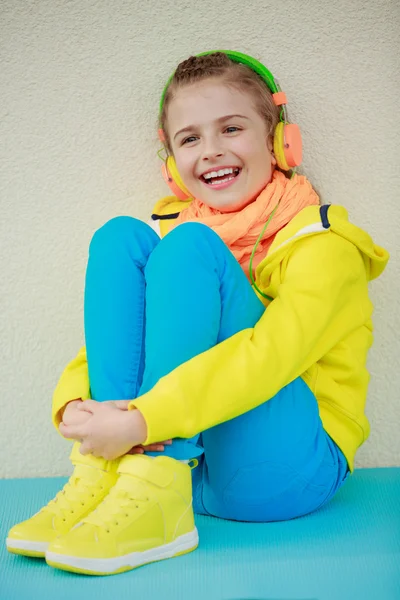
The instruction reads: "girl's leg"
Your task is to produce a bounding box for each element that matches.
[84,216,160,401]
[84,216,201,461]
[142,222,349,522]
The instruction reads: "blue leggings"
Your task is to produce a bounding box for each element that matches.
[84,217,349,523]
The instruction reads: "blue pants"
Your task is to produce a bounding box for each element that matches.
[84,217,349,523]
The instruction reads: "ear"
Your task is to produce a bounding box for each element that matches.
[267,136,277,166]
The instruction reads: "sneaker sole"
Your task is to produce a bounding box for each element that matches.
[6,538,48,558]
[45,528,199,575]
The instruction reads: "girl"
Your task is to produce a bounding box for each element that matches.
[7,50,389,576]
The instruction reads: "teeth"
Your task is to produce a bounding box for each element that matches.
[203,167,239,180]
[209,175,235,185]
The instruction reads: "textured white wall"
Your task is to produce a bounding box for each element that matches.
[1,0,399,478]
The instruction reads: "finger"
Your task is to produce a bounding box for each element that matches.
[143,444,165,452]
[112,400,131,410]
[62,410,88,426]
[91,448,103,458]
[58,422,67,437]
[128,447,144,454]
[59,422,85,441]
[79,441,93,456]
[77,399,97,412]
[162,440,173,445]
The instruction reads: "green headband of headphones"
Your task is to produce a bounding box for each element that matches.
[159,50,281,119]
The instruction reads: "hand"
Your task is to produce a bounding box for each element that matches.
[59,399,147,460]
[96,400,173,455]
[128,440,173,455]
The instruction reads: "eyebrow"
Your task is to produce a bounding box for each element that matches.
[173,114,250,141]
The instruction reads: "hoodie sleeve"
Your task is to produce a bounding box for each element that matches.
[128,232,370,445]
[51,347,90,431]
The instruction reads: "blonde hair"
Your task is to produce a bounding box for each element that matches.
[159,52,280,155]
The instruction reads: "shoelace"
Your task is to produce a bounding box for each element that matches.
[83,481,149,530]
[45,467,104,521]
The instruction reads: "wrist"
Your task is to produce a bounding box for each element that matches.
[128,408,147,444]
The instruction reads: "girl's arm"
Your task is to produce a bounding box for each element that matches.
[52,347,90,430]
[129,233,370,445]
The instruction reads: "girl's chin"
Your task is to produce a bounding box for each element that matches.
[200,195,252,212]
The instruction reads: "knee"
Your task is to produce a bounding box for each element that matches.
[153,222,221,258]
[147,223,228,282]
[91,216,145,247]
[168,222,218,246]
[146,222,215,270]
[89,217,158,255]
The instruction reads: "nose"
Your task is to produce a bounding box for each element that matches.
[201,136,224,161]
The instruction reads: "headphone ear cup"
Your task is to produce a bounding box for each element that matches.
[282,123,302,168]
[273,122,303,170]
[161,156,192,201]
[273,122,290,171]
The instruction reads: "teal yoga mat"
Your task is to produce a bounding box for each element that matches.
[1,468,399,600]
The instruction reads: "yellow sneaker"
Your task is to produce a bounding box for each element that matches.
[6,443,120,558]
[45,454,199,575]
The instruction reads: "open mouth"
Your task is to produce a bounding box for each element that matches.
[200,167,241,185]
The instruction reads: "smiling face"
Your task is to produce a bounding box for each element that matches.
[167,78,277,212]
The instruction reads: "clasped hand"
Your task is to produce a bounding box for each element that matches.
[59,399,171,461]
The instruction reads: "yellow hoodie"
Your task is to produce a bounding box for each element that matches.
[52,199,388,472]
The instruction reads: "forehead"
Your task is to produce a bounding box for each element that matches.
[167,80,257,129]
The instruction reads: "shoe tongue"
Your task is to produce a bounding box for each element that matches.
[117,454,173,488]
[72,463,105,483]
[69,444,120,473]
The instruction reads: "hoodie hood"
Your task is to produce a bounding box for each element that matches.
[327,205,388,280]
[268,204,389,281]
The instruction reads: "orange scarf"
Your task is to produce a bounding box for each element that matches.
[172,170,320,279]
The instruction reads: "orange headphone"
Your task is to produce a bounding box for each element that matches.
[158,50,302,201]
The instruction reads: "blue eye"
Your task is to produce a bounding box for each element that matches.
[182,136,197,145]
[225,126,240,133]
